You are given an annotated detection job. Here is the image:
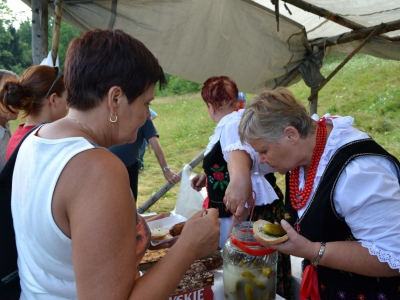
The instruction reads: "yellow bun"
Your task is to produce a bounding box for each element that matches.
[253,220,289,245]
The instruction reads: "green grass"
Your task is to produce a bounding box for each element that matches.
[9,54,400,213]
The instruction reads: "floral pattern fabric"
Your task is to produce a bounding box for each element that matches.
[208,164,229,191]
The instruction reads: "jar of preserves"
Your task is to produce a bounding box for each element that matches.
[222,221,278,300]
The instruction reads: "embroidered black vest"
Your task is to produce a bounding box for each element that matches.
[203,141,232,218]
[285,139,400,299]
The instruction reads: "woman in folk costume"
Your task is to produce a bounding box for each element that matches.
[239,87,400,299]
[191,76,294,299]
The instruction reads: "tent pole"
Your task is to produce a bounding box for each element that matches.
[279,19,400,87]
[283,0,393,41]
[31,0,49,65]
[309,87,318,115]
[137,150,205,214]
[51,0,64,66]
[311,19,400,49]
[308,23,385,101]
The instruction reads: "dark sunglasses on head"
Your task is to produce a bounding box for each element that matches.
[45,66,64,98]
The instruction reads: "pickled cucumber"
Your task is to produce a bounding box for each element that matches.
[262,267,272,277]
[261,223,286,237]
[244,284,254,300]
[241,270,256,278]
[250,279,266,290]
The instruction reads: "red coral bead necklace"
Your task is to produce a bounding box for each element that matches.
[290,118,327,210]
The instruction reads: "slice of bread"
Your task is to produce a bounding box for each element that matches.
[150,228,169,241]
[253,220,289,245]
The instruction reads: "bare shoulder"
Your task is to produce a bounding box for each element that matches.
[60,147,129,196]
[53,147,134,237]
[67,148,135,203]
[60,146,134,221]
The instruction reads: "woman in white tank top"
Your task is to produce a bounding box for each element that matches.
[12,29,220,300]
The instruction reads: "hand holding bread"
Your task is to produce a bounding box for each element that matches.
[253,220,289,245]
[178,209,220,259]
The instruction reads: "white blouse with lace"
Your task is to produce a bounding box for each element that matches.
[204,109,279,206]
[297,114,400,271]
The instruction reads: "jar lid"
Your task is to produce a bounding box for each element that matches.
[230,235,276,256]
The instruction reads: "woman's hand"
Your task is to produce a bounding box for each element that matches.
[190,174,206,191]
[179,208,220,259]
[223,173,253,218]
[255,219,318,260]
[258,220,400,277]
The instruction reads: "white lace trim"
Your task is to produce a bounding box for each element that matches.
[204,110,244,155]
[223,142,256,162]
[361,240,400,271]
[243,172,279,207]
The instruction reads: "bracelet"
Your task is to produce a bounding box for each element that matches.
[311,242,326,267]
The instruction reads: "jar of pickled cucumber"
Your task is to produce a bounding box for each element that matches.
[222,221,278,300]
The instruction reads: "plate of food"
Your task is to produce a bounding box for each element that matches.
[147,214,187,246]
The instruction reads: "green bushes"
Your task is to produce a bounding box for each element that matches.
[156,74,202,97]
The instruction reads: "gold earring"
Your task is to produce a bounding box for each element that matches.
[110,114,118,123]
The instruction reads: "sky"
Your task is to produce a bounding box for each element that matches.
[6,0,31,25]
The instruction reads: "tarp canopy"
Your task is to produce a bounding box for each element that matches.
[22,0,400,93]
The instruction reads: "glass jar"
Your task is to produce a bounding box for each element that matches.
[222,221,278,300]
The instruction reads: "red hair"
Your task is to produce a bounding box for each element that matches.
[201,76,239,110]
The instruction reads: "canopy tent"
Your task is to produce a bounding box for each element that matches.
[19,0,400,211]
[21,0,400,94]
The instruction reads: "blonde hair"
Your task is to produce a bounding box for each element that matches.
[239,87,314,143]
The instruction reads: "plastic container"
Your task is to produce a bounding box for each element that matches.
[222,221,278,300]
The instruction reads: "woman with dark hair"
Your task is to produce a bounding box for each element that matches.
[11,29,219,299]
[1,65,67,160]
[190,76,293,299]
[239,87,400,298]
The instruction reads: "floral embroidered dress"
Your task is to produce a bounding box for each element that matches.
[203,140,231,218]
[203,109,294,300]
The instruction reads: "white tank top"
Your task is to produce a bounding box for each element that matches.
[12,128,95,299]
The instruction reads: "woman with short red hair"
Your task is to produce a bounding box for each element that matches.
[191,76,293,299]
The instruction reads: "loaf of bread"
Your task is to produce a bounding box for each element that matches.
[194,254,223,271]
[172,262,214,294]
